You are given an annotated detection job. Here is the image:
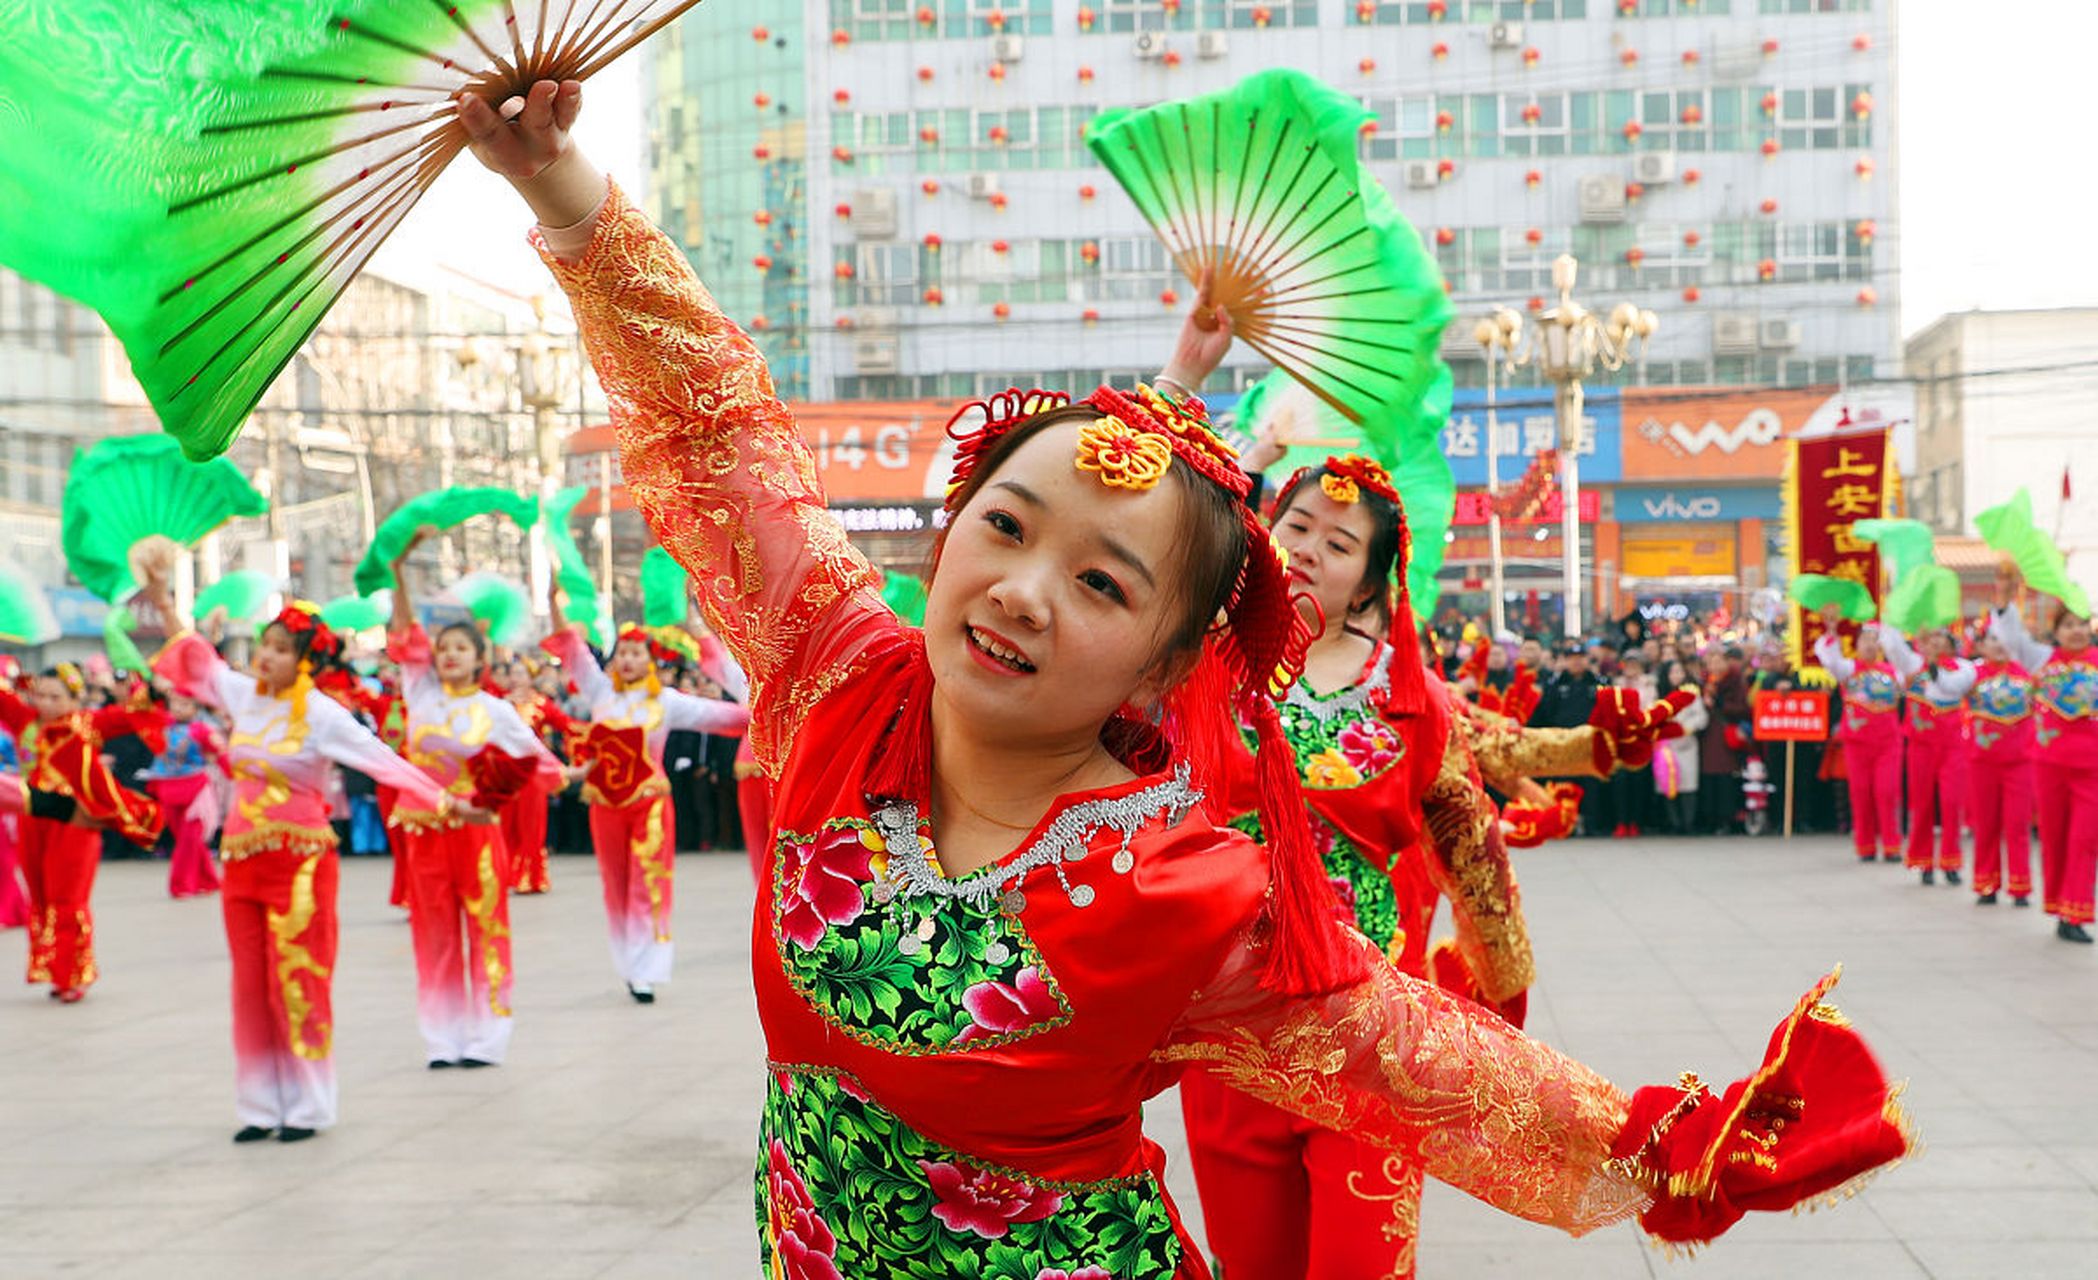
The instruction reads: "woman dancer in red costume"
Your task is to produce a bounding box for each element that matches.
[1814,606,1905,864]
[1880,624,1975,886]
[459,80,1911,1275]
[1966,626,2038,907]
[491,655,571,895]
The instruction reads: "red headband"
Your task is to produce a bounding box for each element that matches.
[271,603,341,661]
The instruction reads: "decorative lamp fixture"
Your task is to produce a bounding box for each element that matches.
[1077,5,1096,28]
[833,89,852,104]
[753,254,773,271]
[753,92,771,109]
[1079,183,1097,200]
[1855,156,1876,180]
[1426,0,1446,17]
[917,65,935,81]
[923,233,943,250]
[1616,0,1636,13]
[834,203,852,220]
[1083,307,1101,324]
[923,287,944,306]
[1761,38,1779,57]
[1857,286,1878,306]
[1356,0,1375,22]
[917,4,936,25]
[989,192,1009,210]
[1680,103,1704,125]
[919,125,940,144]
[832,145,855,163]
[750,314,770,331]
[1855,218,1878,244]
[1852,91,1873,119]
[1437,158,1457,180]
[1523,46,1540,68]
[1160,288,1180,307]
[988,124,1009,144]
[752,144,771,160]
[1624,246,1645,266]
[992,301,1011,320]
[751,25,769,41]
[1852,33,1871,52]
[1621,47,1639,66]
[1527,295,1545,312]
[988,63,1006,81]
[1626,181,1645,201]
[1163,49,1183,67]
[834,261,856,280]
[1682,166,1702,185]
[1362,57,1379,76]
[1682,49,1700,65]
[1077,65,1095,82]
[1521,103,1543,124]
[1761,91,1779,117]
[1622,121,1643,143]
[1358,119,1379,135]
[836,315,855,330]
[753,209,773,226]
[1252,5,1273,26]
[831,28,850,45]
[1435,108,1454,132]
[1079,241,1100,263]
[990,238,1010,254]
[986,8,1009,27]
[1683,229,1702,247]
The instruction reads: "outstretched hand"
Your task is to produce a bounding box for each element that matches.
[457,79,605,227]
[1159,268,1234,393]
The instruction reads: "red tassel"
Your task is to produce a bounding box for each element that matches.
[1161,645,1241,795]
[863,638,935,803]
[1245,694,1369,997]
[1381,593,1430,719]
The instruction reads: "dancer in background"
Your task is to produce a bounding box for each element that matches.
[541,583,749,1003]
[0,663,165,1001]
[1966,628,2037,907]
[1814,606,1905,865]
[388,533,565,1067]
[0,701,28,930]
[1988,564,2098,942]
[492,655,570,895]
[150,586,448,1140]
[141,691,225,899]
[1881,624,1975,886]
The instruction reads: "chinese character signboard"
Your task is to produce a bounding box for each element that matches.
[1787,427,1895,676]
[1752,690,1830,742]
[1438,388,1623,487]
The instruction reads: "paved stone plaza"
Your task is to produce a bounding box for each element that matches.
[2,833,2093,1278]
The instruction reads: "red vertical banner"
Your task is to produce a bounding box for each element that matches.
[1789,428,1893,677]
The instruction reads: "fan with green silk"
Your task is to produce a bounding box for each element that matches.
[0,0,702,462]
[1854,519,1961,633]
[1086,68,1451,429]
[1787,575,1876,624]
[451,572,531,648]
[1975,488,2092,618]
[881,573,929,628]
[105,607,149,674]
[353,486,537,595]
[60,434,268,603]
[319,592,389,635]
[544,485,602,607]
[0,565,62,646]
[193,570,280,625]
[641,547,689,629]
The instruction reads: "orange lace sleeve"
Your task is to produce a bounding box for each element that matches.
[531,180,889,772]
[1418,709,1535,1003]
[1157,923,1646,1236]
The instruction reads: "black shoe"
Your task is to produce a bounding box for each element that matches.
[2014,896,2032,908]
[1976,892,1998,905]
[428,1059,457,1070]
[2057,922,2094,945]
[627,983,655,1004]
[277,1127,318,1143]
[1920,870,1935,885]
[460,1058,495,1069]
[1881,852,1901,863]
[1945,870,1962,886]
[233,1126,274,1144]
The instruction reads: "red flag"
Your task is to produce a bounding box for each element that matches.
[2065,464,2074,502]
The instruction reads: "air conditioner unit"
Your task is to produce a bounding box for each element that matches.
[1632,151,1676,185]
[853,335,900,375]
[990,34,1024,63]
[966,171,1002,200]
[1132,30,1166,60]
[1489,20,1524,49]
[1712,313,1759,355]
[1403,159,1440,190]
[851,187,898,240]
[856,306,900,331]
[1760,317,1803,350]
[1577,174,1626,223]
[1196,30,1229,59]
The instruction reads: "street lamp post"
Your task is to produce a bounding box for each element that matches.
[1473,307,1526,639]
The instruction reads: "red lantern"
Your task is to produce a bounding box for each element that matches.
[986,8,1008,27]
[1252,5,1273,26]
[1077,4,1096,28]
[988,125,1009,145]
[833,89,851,104]
[1361,57,1379,76]
[1622,121,1643,143]
[832,145,855,163]
[988,63,1006,81]
[923,233,943,250]
[1680,103,1704,126]
[917,65,935,82]
[752,144,771,160]
[1682,167,1702,185]
[923,287,944,306]
[1079,241,1100,263]
[753,255,773,271]
[1426,0,1446,17]
[1432,41,1450,61]
[1436,158,1456,180]
[988,192,1009,210]
[1681,49,1700,66]
[1079,183,1097,200]
[753,209,773,226]
[1857,286,1878,307]
[1682,285,1701,303]
[1435,108,1454,132]
[1616,0,1636,12]
[1625,181,1645,201]
[1160,0,1180,11]
[1624,246,1645,266]
[1760,92,1779,117]
[836,315,856,330]
[831,28,850,45]
[1761,137,1780,159]
[919,125,940,144]
[1358,119,1378,136]
[1855,219,1878,244]
[1160,289,1179,308]
[1525,228,1544,246]
[751,25,769,41]
[834,203,852,220]
[1521,103,1543,125]
[992,301,1012,321]
[750,314,770,331]
[1757,258,1777,281]
[1434,226,1455,247]
[1163,49,1182,67]
[1851,33,1871,52]
[1356,0,1375,22]
[1851,91,1873,119]
[1077,65,1095,82]
[990,239,1010,254]
[1527,295,1545,312]
[1683,229,1702,247]
[1082,307,1101,324]
[1761,38,1779,57]
[916,4,935,25]
[1524,168,1542,188]
[834,261,856,280]
[1760,198,1779,215]
[1621,48,1639,67]
[754,92,771,109]
[1522,47,1540,68]
[921,179,941,196]
[1855,156,1876,180]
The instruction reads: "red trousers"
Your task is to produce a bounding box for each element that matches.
[1846,741,1903,861]
[21,815,99,992]
[1904,736,1966,871]
[589,793,675,986]
[1968,756,2035,899]
[402,823,514,1064]
[2035,760,2098,925]
[1181,1071,1421,1280]
[0,814,26,929]
[224,846,339,1129]
[151,775,220,899]
[501,780,552,894]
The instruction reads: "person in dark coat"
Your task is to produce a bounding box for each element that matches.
[1536,640,1607,834]
[1697,647,1754,833]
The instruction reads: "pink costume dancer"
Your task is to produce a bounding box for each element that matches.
[1814,623,1904,864]
[541,626,750,1000]
[142,713,225,898]
[1881,626,1975,885]
[1966,643,2038,906]
[156,627,447,1137]
[390,625,562,1068]
[0,762,24,928]
[1988,604,2098,942]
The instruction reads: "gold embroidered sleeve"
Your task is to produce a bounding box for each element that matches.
[1418,714,1534,1002]
[1464,703,1606,789]
[531,181,887,772]
[1158,925,1646,1236]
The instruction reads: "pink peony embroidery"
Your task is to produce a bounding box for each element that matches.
[779,827,878,951]
[920,1158,1065,1237]
[1336,718,1401,775]
[955,966,1061,1043]
[1326,873,1358,921]
[1036,1269,1117,1280]
[767,1139,842,1280]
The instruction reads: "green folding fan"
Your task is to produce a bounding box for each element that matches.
[318,591,389,634]
[60,434,268,603]
[0,564,62,646]
[641,546,689,628]
[542,485,606,648]
[193,569,279,625]
[353,486,537,595]
[880,572,929,628]
[1787,574,1876,624]
[1086,68,1451,429]
[105,606,150,674]
[1975,487,2091,618]
[1854,518,1961,633]
[0,0,701,461]
[1852,519,1936,584]
[452,572,531,648]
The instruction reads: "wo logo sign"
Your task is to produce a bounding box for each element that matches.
[1637,407,1785,457]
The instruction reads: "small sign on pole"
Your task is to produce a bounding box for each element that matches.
[1752,690,1829,838]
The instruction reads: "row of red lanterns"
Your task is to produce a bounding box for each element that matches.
[791,15,1875,47]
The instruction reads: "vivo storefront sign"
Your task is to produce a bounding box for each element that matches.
[1614,486,1783,524]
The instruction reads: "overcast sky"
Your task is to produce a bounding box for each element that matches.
[373,1,2098,338]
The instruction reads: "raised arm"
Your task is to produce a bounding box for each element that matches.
[1812,634,1856,683]
[540,626,612,707]
[1929,658,1978,701]
[659,687,751,739]
[1875,625,1922,679]
[462,82,889,771]
[1990,606,2054,671]
[306,696,447,812]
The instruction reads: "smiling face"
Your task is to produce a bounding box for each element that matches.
[1919,630,1953,663]
[1271,487,1381,636]
[252,625,302,692]
[611,639,655,685]
[434,625,485,686]
[922,418,1206,750]
[2055,611,2092,653]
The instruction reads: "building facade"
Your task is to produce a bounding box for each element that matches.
[644,0,1899,407]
